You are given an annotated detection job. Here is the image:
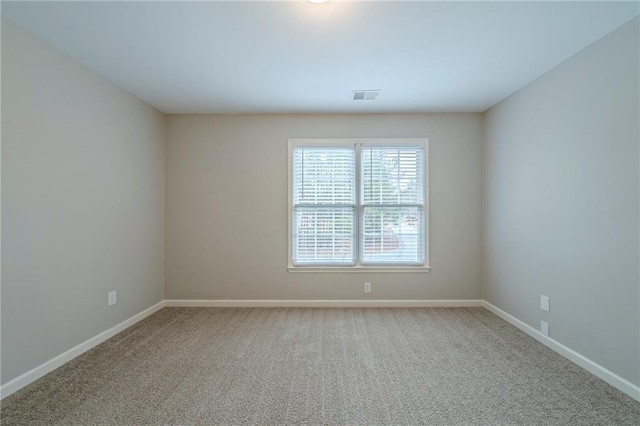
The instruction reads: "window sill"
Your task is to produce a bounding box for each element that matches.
[287,265,431,274]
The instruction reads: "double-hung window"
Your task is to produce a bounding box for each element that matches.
[288,139,429,272]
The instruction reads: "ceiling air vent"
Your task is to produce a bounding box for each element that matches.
[352,90,380,101]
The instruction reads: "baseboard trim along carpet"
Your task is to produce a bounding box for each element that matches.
[3,299,638,404]
[163,299,484,308]
[0,300,166,400]
[482,301,640,402]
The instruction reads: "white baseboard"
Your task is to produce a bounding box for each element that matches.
[164,299,484,308]
[4,299,637,404]
[0,300,166,400]
[482,301,640,402]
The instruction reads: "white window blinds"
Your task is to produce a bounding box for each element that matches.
[289,139,428,269]
[292,147,356,265]
[361,146,425,265]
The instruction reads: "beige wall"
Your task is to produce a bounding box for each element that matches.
[166,114,483,300]
[483,17,639,386]
[1,20,165,383]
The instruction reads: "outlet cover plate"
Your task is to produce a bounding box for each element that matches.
[540,320,549,337]
[108,291,117,306]
[364,282,371,294]
[540,295,550,312]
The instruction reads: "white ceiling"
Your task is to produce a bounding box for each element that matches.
[3,1,638,114]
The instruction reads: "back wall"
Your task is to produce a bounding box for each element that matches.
[165,114,482,300]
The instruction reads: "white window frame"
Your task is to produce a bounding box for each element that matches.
[287,138,430,273]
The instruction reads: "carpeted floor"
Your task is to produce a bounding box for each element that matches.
[1,307,639,425]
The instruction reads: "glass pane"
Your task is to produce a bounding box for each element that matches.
[362,147,423,205]
[293,147,355,205]
[361,206,423,264]
[293,207,355,265]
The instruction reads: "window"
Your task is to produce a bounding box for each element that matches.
[288,139,429,272]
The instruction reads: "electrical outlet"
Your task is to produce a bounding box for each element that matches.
[108,291,117,306]
[540,320,549,337]
[364,282,371,294]
[540,295,550,312]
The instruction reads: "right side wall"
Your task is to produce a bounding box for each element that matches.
[483,17,639,387]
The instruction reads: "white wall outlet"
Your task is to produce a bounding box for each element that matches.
[364,282,371,293]
[540,295,550,312]
[540,320,549,337]
[108,291,117,306]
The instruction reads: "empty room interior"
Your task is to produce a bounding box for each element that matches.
[1,0,640,424]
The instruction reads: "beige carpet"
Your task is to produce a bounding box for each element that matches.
[1,307,639,425]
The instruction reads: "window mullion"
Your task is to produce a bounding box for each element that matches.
[355,141,362,266]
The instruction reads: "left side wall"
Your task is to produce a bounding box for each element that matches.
[1,19,165,384]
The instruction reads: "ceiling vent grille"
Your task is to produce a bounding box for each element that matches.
[352,90,380,101]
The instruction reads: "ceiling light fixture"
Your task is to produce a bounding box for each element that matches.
[308,0,328,4]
